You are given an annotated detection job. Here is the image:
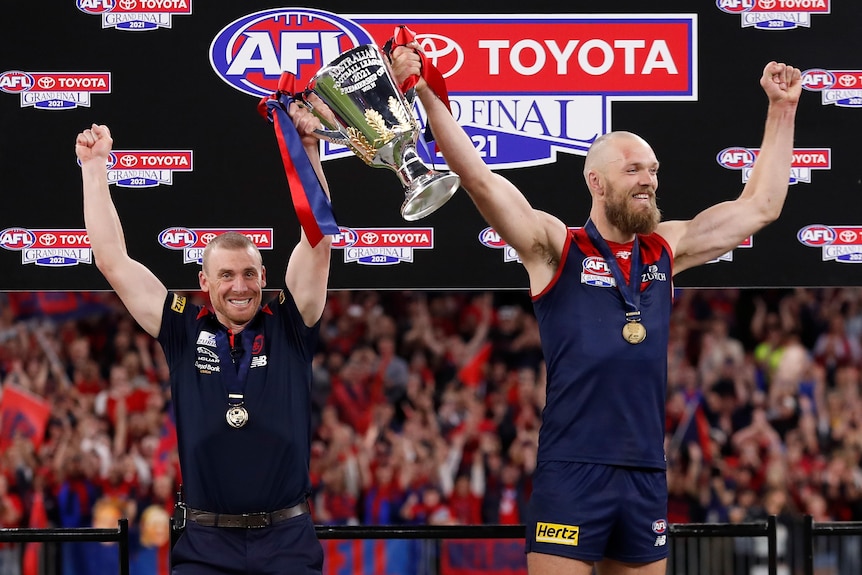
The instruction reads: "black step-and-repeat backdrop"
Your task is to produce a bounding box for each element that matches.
[1,1,860,291]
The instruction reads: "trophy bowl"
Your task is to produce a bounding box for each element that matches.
[296,44,460,221]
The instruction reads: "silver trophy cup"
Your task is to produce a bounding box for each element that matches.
[296,44,460,221]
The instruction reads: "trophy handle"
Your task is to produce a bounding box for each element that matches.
[294,90,349,144]
[311,127,348,141]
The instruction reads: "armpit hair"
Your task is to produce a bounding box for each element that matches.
[531,240,558,268]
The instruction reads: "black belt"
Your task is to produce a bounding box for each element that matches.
[184,501,310,529]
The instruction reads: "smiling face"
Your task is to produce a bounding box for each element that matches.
[585,132,662,236]
[199,233,266,332]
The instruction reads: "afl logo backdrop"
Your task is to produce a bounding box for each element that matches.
[797,225,836,247]
[209,8,374,98]
[478,227,507,249]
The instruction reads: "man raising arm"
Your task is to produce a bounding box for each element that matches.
[392,45,801,575]
[76,100,334,575]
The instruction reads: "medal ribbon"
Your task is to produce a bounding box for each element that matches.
[257,73,338,248]
[216,328,255,403]
[584,219,642,322]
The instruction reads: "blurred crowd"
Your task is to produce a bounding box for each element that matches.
[1,287,862,575]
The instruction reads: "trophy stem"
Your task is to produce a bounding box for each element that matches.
[397,145,461,221]
[396,146,432,188]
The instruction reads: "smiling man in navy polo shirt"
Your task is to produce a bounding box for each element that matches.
[76,100,332,574]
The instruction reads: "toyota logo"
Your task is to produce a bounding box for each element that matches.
[838,74,858,88]
[415,34,464,78]
[361,232,379,244]
[40,234,57,246]
[839,230,858,243]
[37,77,56,89]
[119,155,138,167]
[200,233,218,245]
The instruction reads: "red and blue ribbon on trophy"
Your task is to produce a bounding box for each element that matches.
[258,73,338,248]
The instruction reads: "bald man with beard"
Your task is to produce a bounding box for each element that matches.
[391,47,802,575]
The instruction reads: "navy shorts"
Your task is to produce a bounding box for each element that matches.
[525,461,669,563]
[171,512,323,574]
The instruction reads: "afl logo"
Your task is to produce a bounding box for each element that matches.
[209,8,374,98]
[76,0,115,15]
[715,0,754,13]
[76,152,117,170]
[158,227,198,249]
[652,519,667,534]
[332,227,358,248]
[0,228,37,250]
[582,256,611,275]
[797,225,836,247]
[801,69,836,92]
[716,147,755,169]
[0,71,34,93]
[582,256,614,287]
[478,227,507,248]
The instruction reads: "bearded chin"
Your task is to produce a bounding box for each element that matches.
[605,198,661,235]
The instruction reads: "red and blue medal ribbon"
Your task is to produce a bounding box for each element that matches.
[584,219,642,320]
[258,73,338,248]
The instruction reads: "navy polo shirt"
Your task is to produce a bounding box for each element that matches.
[158,290,318,513]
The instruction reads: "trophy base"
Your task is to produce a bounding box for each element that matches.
[400,172,461,221]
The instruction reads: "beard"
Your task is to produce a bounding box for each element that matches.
[604,185,661,235]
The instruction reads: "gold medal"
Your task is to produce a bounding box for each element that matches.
[226,405,249,428]
[622,321,647,344]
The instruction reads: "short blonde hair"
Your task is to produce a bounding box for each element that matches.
[201,231,261,274]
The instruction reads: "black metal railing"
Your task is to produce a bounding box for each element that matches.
[803,516,862,575]
[5,516,862,574]
[0,518,129,575]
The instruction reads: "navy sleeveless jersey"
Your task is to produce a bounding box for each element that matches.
[158,290,318,513]
[532,228,673,469]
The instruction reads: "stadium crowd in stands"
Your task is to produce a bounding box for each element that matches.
[1,287,861,574]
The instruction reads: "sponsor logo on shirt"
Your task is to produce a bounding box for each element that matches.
[194,344,220,374]
[194,360,219,374]
[653,518,668,546]
[196,346,218,360]
[641,264,667,283]
[170,294,186,313]
[535,522,579,546]
[197,330,216,347]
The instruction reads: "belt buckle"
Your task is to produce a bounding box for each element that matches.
[242,512,270,529]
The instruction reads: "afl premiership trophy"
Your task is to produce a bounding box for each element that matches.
[296,44,460,221]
